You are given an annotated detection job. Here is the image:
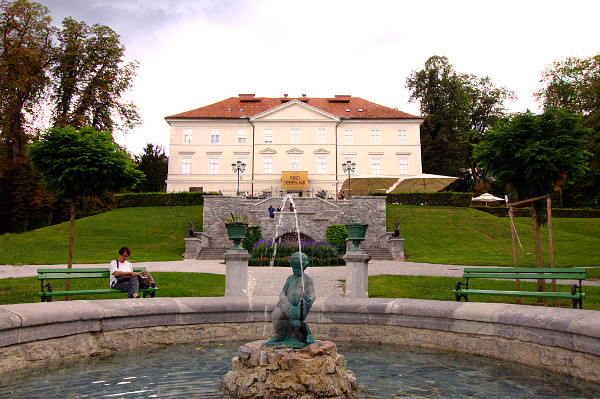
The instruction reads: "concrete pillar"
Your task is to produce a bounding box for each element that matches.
[344,251,371,298]
[224,249,251,297]
[388,237,405,261]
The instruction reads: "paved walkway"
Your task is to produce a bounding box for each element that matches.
[2,260,594,297]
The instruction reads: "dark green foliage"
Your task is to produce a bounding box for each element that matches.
[28,125,143,268]
[474,110,590,201]
[374,192,472,207]
[28,126,144,200]
[243,226,262,251]
[115,192,208,207]
[133,143,168,192]
[535,54,600,208]
[407,56,514,186]
[52,17,140,132]
[407,56,470,176]
[325,224,347,254]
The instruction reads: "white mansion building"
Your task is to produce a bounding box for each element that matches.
[165,94,423,197]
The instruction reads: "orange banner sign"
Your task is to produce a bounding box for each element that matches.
[281,171,308,190]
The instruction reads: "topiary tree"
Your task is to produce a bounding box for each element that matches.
[325,224,347,254]
[474,109,589,290]
[28,126,143,287]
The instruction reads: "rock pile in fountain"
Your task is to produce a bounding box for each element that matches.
[223,340,357,398]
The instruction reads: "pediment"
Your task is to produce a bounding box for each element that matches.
[259,148,277,155]
[287,148,304,154]
[313,148,330,155]
[251,100,339,122]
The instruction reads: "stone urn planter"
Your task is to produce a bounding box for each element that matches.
[225,221,248,250]
[345,221,368,251]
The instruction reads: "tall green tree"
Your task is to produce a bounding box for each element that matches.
[0,0,55,232]
[535,54,600,207]
[134,143,168,192]
[406,56,514,184]
[535,54,600,116]
[462,74,516,186]
[28,126,143,275]
[0,0,54,164]
[474,110,589,286]
[51,17,140,133]
[406,56,470,177]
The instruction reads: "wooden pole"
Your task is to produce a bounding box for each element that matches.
[507,194,551,208]
[547,196,557,305]
[509,207,521,303]
[531,204,546,301]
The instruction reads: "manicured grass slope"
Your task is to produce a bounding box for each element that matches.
[0,206,203,265]
[388,205,600,267]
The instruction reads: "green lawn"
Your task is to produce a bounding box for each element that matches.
[369,274,600,310]
[0,272,224,304]
[1,204,598,267]
[388,205,600,268]
[0,206,203,265]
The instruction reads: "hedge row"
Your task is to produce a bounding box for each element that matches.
[472,206,600,218]
[115,192,213,207]
[373,192,472,207]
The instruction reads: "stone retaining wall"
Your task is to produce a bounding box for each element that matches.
[1,297,600,383]
[203,196,386,249]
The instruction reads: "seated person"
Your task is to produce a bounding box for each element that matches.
[266,251,316,348]
[109,246,140,298]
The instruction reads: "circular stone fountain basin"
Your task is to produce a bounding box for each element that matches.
[0,341,599,398]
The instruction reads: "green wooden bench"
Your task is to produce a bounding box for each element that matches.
[38,267,158,302]
[452,267,586,309]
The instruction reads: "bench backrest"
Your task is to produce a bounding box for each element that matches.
[463,267,586,280]
[37,267,147,280]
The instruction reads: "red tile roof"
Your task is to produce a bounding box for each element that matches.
[165,95,421,120]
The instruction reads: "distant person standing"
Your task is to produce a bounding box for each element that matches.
[268,204,275,218]
[109,247,140,298]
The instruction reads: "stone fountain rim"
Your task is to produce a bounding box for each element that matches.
[1,296,600,383]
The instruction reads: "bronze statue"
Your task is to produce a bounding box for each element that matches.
[393,221,401,237]
[266,251,316,348]
[188,221,197,237]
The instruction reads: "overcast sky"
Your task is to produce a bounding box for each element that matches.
[38,0,600,156]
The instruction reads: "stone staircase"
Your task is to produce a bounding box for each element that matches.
[364,247,393,260]
[196,247,227,260]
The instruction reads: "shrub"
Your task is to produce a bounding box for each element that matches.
[374,192,472,207]
[326,224,347,254]
[243,226,262,251]
[115,192,212,207]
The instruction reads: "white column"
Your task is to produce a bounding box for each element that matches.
[344,251,371,298]
[224,249,250,297]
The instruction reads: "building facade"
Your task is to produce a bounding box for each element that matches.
[165,94,423,197]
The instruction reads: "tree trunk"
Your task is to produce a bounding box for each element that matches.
[531,204,546,296]
[65,198,76,300]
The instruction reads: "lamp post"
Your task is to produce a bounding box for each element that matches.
[342,160,356,199]
[231,160,246,196]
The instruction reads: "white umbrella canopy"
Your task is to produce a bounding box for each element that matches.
[386,173,459,193]
[472,193,504,206]
[339,175,399,196]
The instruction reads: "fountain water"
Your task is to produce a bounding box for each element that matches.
[223,195,358,398]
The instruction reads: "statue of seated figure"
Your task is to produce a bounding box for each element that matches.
[266,251,316,348]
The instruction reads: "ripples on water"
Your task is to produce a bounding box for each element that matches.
[0,341,599,398]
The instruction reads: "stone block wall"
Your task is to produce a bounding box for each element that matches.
[203,196,386,249]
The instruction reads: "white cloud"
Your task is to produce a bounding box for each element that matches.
[40,0,600,155]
